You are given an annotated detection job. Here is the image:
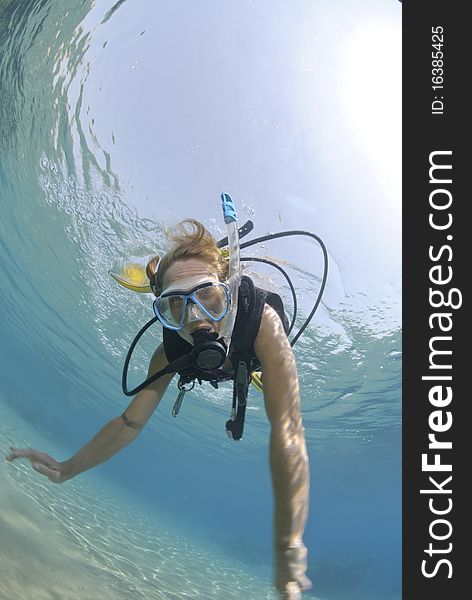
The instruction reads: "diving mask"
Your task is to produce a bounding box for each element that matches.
[153,281,231,331]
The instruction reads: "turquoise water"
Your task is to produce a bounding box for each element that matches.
[0,1,401,599]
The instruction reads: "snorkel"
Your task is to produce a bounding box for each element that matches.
[218,193,241,350]
[187,193,240,373]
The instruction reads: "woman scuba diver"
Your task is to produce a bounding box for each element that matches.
[6,194,328,600]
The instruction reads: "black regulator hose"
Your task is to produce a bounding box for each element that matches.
[240,256,298,336]
[239,230,329,348]
[122,316,187,396]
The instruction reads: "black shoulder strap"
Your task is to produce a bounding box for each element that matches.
[163,328,192,363]
[265,290,290,335]
[231,275,267,358]
[226,276,267,441]
[231,275,289,359]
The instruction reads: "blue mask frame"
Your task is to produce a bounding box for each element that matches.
[153,281,231,331]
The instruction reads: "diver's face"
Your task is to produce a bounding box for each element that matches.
[161,258,222,344]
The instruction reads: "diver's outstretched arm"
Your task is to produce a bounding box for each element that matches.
[255,305,312,600]
[6,344,174,483]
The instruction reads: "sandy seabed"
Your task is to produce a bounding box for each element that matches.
[0,402,281,600]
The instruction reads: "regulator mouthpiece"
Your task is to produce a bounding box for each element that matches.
[191,329,227,371]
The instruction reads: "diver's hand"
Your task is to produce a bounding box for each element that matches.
[278,582,304,600]
[5,447,71,483]
[275,543,313,599]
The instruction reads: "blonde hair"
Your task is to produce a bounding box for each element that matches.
[146,219,229,295]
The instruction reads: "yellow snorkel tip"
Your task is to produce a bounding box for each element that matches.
[108,257,154,293]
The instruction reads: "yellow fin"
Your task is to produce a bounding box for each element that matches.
[110,250,227,294]
[250,369,264,392]
[109,256,154,293]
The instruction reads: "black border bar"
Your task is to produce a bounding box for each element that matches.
[403,2,466,598]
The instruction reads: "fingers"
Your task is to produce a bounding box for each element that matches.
[5,447,35,461]
[5,447,57,468]
[5,447,63,483]
[275,543,312,594]
[278,582,302,600]
[296,574,312,591]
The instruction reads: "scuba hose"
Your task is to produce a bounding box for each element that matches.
[240,256,298,336]
[238,230,329,347]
